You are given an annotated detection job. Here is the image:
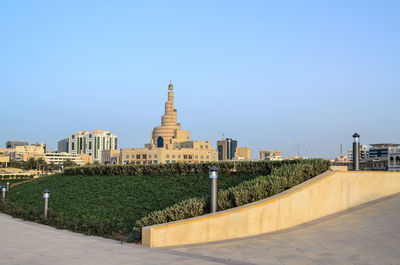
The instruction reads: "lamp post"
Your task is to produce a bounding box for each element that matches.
[209,166,218,213]
[352,133,360,171]
[1,185,6,202]
[6,181,10,191]
[289,142,308,158]
[43,189,51,218]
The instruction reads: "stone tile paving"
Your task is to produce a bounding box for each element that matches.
[171,193,400,265]
[1,193,400,265]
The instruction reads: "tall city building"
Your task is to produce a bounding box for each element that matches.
[58,138,69,153]
[58,130,117,162]
[217,138,238,161]
[120,82,218,165]
[6,140,29,149]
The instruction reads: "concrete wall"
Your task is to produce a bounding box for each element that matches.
[142,171,400,247]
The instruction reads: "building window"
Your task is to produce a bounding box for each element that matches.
[166,154,169,158]
[178,155,181,158]
[136,161,140,165]
[143,154,147,159]
[172,154,175,158]
[89,142,92,149]
[131,155,135,158]
[148,155,152,159]
[136,154,141,159]
[157,137,164,148]
[206,145,208,149]
[201,155,204,159]
[206,155,209,159]
[126,155,129,159]
[200,145,203,149]
[154,160,158,164]
[172,160,176,163]
[184,155,188,159]
[195,155,198,159]
[72,143,75,150]
[154,154,158,158]
[166,160,170,164]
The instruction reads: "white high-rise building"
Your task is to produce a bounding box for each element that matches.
[58,130,117,162]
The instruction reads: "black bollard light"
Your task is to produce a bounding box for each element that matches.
[352,133,360,171]
[1,185,6,202]
[209,166,218,213]
[43,189,51,218]
[6,182,10,192]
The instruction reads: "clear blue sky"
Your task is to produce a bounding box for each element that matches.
[1,0,399,159]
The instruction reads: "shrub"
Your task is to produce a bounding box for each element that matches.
[128,159,330,242]
[64,160,303,177]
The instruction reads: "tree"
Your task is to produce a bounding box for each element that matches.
[92,160,101,166]
[63,159,77,167]
[26,158,36,170]
[37,158,47,171]
[9,160,26,169]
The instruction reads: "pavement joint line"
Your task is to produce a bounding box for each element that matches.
[158,248,258,265]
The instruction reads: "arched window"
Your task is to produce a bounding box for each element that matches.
[396,156,400,166]
[390,156,394,166]
[157,136,164,148]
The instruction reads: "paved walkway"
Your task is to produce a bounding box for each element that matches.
[1,193,400,265]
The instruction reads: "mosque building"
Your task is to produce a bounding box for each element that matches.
[117,82,218,165]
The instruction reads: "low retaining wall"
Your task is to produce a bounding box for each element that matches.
[142,171,400,247]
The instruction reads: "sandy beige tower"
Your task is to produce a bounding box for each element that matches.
[120,82,217,165]
[151,82,190,149]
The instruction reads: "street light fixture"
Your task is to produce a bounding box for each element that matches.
[352,133,360,171]
[289,142,308,158]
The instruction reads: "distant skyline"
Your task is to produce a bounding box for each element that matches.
[1,1,399,159]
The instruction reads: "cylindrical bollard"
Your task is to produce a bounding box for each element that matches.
[6,182,10,192]
[352,133,360,171]
[1,185,6,202]
[209,166,218,213]
[43,189,51,218]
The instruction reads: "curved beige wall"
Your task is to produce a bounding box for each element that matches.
[142,171,400,247]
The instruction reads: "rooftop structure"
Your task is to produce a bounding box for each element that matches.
[6,140,29,149]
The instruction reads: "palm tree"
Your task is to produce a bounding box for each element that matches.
[26,158,35,170]
[37,158,47,172]
[63,159,77,167]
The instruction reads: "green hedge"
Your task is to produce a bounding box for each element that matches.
[128,159,331,242]
[0,175,34,180]
[64,160,302,177]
